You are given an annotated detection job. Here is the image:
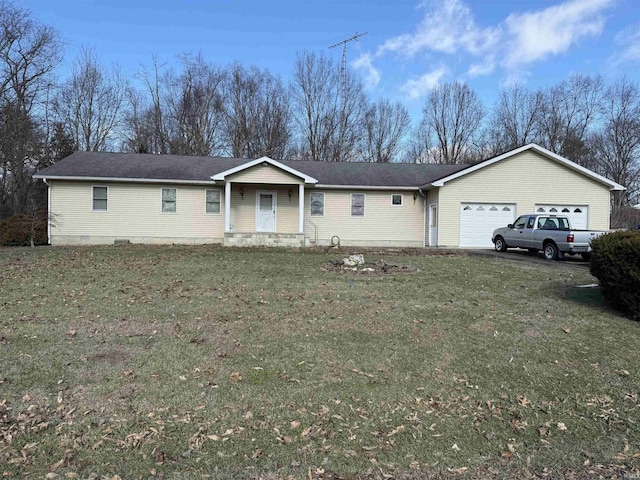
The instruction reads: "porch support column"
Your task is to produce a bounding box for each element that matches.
[225,181,231,232]
[298,183,305,234]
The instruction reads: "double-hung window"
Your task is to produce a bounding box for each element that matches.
[92,186,108,211]
[162,188,177,213]
[205,189,221,214]
[351,193,365,217]
[310,192,324,216]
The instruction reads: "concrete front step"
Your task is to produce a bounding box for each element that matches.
[224,232,304,248]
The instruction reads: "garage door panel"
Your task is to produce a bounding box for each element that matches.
[535,205,588,230]
[460,203,515,248]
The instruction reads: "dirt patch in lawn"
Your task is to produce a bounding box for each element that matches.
[321,257,419,275]
[468,319,496,335]
[319,246,467,257]
[87,349,131,364]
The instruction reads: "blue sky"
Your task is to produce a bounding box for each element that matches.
[21,0,640,120]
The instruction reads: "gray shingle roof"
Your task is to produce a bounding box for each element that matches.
[34,151,469,188]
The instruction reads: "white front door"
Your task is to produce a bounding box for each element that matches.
[429,203,438,246]
[256,190,276,232]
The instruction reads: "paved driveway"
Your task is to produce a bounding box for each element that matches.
[468,248,590,269]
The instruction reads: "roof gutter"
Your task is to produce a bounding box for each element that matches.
[313,184,420,191]
[32,175,217,185]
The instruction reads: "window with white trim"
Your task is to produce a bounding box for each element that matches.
[162,188,177,213]
[391,194,402,206]
[310,192,324,216]
[351,193,365,217]
[92,186,108,211]
[205,189,221,214]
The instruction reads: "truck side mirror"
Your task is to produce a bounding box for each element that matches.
[508,224,514,229]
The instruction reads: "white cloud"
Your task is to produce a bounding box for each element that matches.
[379,0,501,58]
[401,66,448,99]
[365,0,614,96]
[503,0,613,69]
[352,53,381,90]
[614,25,640,63]
[467,58,495,77]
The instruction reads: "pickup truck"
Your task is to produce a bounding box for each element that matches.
[491,214,607,260]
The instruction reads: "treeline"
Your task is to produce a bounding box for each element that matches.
[1,0,639,222]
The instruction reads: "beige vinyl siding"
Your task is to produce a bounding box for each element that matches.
[229,184,299,233]
[425,189,439,247]
[304,189,424,247]
[50,181,224,244]
[227,164,303,184]
[437,150,612,247]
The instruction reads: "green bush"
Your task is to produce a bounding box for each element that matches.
[590,230,640,320]
[0,213,48,246]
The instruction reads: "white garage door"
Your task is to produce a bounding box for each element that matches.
[460,203,516,248]
[534,205,588,230]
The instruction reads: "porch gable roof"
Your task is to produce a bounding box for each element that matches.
[211,156,318,184]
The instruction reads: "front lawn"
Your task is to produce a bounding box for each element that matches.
[1,246,639,478]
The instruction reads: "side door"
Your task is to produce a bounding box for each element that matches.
[503,215,528,247]
[521,216,537,248]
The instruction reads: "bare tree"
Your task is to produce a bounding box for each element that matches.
[0,1,61,110]
[290,51,339,161]
[589,77,640,210]
[0,0,61,218]
[136,56,169,154]
[414,81,484,164]
[331,69,368,162]
[487,84,543,154]
[222,63,291,159]
[163,53,226,156]
[290,51,366,162]
[54,47,125,152]
[536,73,603,164]
[362,99,410,162]
[122,87,153,153]
[123,57,173,154]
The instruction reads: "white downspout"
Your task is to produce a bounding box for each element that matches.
[43,178,51,245]
[419,188,427,247]
[224,181,231,232]
[298,184,305,234]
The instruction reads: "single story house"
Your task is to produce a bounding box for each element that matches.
[33,143,625,248]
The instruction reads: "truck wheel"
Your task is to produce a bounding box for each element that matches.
[581,253,591,261]
[494,236,507,252]
[543,242,559,261]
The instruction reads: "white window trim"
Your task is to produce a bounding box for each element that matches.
[205,188,222,215]
[91,185,109,213]
[351,193,365,218]
[161,187,177,214]
[309,191,325,217]
[391,194,403,206]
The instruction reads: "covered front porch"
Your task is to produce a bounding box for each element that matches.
[222,183,306,247]
[212,156,318,248]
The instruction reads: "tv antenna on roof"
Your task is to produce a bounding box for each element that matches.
[329,32,367,91]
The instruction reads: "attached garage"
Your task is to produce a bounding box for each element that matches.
[424,144,626,248]
[459,203,515,247]
[534,205,588,230]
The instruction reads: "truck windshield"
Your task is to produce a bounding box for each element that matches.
[538,217,570,230]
